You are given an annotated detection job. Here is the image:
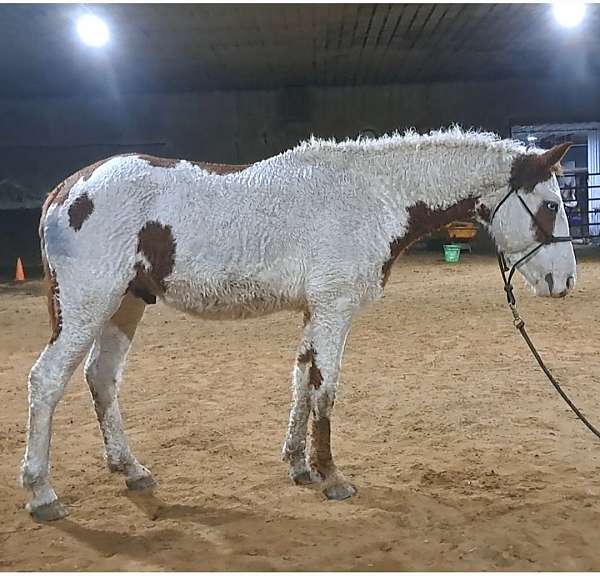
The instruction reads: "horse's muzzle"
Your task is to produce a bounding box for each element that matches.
[547,274,575,298]
[542,273,575,298]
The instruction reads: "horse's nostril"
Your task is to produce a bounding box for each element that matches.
[567,276,575,290]
[545,273,554,294]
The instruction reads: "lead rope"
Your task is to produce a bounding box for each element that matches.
[497,253,600,441]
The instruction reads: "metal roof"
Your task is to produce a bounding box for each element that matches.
[1,3,599,98]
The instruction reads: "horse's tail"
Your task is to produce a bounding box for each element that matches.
[40,190,62,344]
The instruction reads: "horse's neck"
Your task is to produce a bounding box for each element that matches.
[354,143,512,231]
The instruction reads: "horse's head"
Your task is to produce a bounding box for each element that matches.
[490,143,576,298]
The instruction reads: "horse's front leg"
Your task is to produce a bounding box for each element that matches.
[283,305,355,498]
[307,308,356,500]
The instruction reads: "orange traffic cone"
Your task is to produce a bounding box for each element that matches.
[15,257,25,282]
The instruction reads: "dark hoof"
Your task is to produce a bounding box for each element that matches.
[126,475,157,491]
[292,470,317,486]
[29,499,69,522]
[323,483,357,501]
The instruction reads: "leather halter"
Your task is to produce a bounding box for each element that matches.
[491,188,572,304]
[491,190,600,442]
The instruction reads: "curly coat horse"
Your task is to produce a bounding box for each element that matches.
[21,128,575,521]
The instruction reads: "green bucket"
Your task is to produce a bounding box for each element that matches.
[443,244,461,263]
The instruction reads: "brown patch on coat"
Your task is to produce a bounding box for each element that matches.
[298,347,313,365]
[68,193,95,231]
[137,155,180,169]
[127,264,158,305]
[128,221,176,303]
[309,355,323,390]
[509,142,572,192]
[137,222,177,291]
[309,417,333,476]
[381,197,477,287]
[533,202,558,242]
[45,267,62,344]
[191,161,250,175]
[39,192,63,343]
[297,346,322,389]
[138,154,250,175]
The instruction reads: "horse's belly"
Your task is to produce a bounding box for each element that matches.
[163,279,305,320]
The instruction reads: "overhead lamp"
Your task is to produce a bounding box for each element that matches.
[552,1,586,28]
[77,14,109,47]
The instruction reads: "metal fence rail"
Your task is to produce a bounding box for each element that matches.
[559,171,600,242]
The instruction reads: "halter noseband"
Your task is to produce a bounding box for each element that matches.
[491,187,572,305]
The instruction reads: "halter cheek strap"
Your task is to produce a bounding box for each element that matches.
[491,188,572,304]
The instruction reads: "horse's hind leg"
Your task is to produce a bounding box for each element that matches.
[282,312,316,484]
[21,254,135,521]
[21,340,92,521]
[84,293,155,491]
[21,310,111,521]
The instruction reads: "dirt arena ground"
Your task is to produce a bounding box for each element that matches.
[2,251,600,570]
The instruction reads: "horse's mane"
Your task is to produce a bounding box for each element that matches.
[288,126,527,159]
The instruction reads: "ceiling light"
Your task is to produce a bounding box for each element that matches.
[552,1,586,28]
[76,14,109,47]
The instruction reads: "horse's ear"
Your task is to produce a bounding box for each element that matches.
[541,142,572,168]
[511,142,573,192]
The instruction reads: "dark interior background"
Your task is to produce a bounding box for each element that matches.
[2,3,600,278]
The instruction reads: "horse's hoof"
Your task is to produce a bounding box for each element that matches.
[323,483,357,501]
[126,475,157,491]
[28,499,69,522]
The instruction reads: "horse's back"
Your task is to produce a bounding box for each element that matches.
[40,154,313,316]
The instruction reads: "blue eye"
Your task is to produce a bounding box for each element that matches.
[546,201,559,212]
